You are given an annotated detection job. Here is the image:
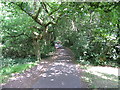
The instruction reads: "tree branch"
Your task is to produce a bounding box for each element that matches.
[34,7,41,20]
[41,2,55,20]
[32,26,40,30]
[45,13,64,27]
[32,26,44,32]
[48,2,64,18]
[46,3,53,9]
[12,2,43,26]
[45,21,56,27]
[42,2,49,13]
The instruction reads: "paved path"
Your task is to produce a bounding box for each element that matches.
[2,48,88,88]
[32,48,88,88]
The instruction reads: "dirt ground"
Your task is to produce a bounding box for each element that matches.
[1,48,88,88]
[1,47,119,89]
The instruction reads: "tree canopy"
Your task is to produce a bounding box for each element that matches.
[1,1,120,66]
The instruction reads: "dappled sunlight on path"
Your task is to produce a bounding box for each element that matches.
[32,62,87,88]
[2,47,118,88]
[2,47,88,88]
[32,48,88,88]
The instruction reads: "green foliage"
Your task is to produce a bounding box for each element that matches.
[0,2,119,84]
[52,2,119,67]
[1,63,35,75]
[1,2,119,68]
[0,58,37,83]
[0,57,36,69]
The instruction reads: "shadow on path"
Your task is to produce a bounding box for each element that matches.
[32,48,88,88]
[2,47,88,88]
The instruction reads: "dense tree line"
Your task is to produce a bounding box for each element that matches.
[1,2,120,66]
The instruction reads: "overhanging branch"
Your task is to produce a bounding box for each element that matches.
[45,13,64,27]
[12,2,43,26]
[45,21,56,27]
[42,2,49,13]
[34,7,41,20]
[41,2,55,20]
[32,26,44,32]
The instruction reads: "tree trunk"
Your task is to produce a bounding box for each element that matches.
[36,40,41,61]
[33,38,41,61]
[0,36,3,58]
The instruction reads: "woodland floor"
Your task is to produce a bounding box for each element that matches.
[1,47,119,88]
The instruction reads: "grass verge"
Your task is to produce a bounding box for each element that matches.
[0,58,37,84]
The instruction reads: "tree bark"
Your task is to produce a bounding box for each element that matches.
[32,26,48,61]
[33,36,41,61]
[0,36,3,58]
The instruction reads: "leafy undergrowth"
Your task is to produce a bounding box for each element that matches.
[0,58,37,84]
[79,65,119,88]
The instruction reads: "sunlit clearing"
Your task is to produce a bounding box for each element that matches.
[50,79,54,81]
[81,76,91,83]
[41,61,48,64]
[9,77,18,81]
[83,66,119,83]
[37,66,43,70]
[87,66,118,76]
[41,73,47,78]
[26,73,31,77]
